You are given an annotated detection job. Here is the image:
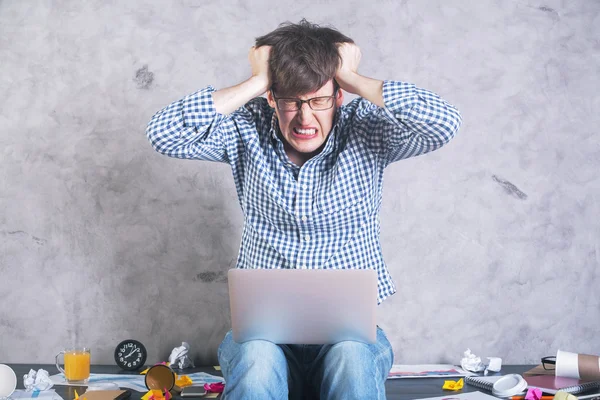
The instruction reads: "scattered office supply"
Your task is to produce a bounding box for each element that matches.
[485,357,502,375]
[552,392,578,400]
[203,382,224,394]
[524,374,600,395]
[510,394,553,400]
[465,374,528,397]
[524,365,555,376]
[523,387,543,399]
[442,378,464,390]
[464,374,502,390]
[10,389,64,400]
[50,372,224,392]
[168,342,195,370]
[77,390,131,400]
[415,390,499,399]
[388,364,474,379]
[461,349,486,372]
[23,368,54,391]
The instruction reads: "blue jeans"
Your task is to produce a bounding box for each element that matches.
[217,327,394,400]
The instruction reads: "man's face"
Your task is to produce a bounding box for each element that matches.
[267,80,344,161]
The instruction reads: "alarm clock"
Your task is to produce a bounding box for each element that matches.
[114,339,147,371]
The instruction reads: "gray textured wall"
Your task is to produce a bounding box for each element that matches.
[1,0,599,367]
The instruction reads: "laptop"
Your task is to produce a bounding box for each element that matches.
[227,268,378,344]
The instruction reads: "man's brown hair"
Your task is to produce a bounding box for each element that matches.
[255,19,353,96]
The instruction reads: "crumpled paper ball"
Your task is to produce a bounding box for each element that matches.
[168,342,195,369]
[460,349,485,372]
[23,369,53,391]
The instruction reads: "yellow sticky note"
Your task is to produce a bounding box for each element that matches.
[142,390,164,400]
[140,367,150,375]
[175,375,193,388]
[213,365,221,371]
[204,394,219,399]
[442,378,464,391]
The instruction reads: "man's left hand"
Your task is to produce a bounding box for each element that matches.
[335,42,361,93]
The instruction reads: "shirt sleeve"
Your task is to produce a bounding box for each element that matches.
[349,80,462,165]
[145,85,243,164]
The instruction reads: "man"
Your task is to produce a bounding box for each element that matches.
[146,19,461,400]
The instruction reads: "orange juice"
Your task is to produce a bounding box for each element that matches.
[64,350,90,382]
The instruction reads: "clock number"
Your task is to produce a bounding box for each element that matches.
[120,357,124,362]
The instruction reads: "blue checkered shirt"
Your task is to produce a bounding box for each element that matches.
[146,80,461,304]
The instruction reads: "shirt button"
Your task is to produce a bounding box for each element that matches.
[301,215,308,222]
[304,235,310,242]
[302,184,308,190]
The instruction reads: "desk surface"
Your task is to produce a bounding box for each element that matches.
[7,364,533,399]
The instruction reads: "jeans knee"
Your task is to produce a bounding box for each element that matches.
[327,341,372,369]
[222,340,289,399]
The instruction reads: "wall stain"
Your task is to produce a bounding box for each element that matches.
[3,230,47,245]
[194,271,227,283]
[134,65,154,89]
[492,175,528,200]
[538,6,556,13]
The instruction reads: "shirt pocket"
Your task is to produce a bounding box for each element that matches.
[315,144,376,215]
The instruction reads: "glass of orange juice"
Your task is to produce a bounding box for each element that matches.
[55,348,90,384]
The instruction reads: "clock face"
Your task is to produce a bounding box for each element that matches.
[114,340,147,371]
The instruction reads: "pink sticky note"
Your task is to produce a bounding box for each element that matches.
[525,388,543,400]
[204,382,225,393]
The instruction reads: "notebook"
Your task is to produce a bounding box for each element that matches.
[524,375,600,395]
[465,375,503,392]
[467,374,600,395]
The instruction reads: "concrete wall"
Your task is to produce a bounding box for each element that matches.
[1,0,599,366]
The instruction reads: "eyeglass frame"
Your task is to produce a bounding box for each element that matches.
[270,88,340,112]
[541,356,556,370]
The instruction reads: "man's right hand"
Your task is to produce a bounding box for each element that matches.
[212,45,272,115]
[248,45,271,95]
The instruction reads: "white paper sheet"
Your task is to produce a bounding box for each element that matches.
[10,389,64,400]
[387,364,474,379]
[415,391,498,400]
[49,372,224,392]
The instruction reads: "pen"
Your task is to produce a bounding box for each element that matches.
[578,395,600,400]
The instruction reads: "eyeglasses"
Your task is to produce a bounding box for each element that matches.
[541,356,556,370]
[271,90,338,111]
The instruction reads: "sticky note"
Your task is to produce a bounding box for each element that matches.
[442,378,464,391]
[142,390,164,400]
[175,375,193,388]
[140,368,150,375]
[525,387,543,400]
[213,366,221,371]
